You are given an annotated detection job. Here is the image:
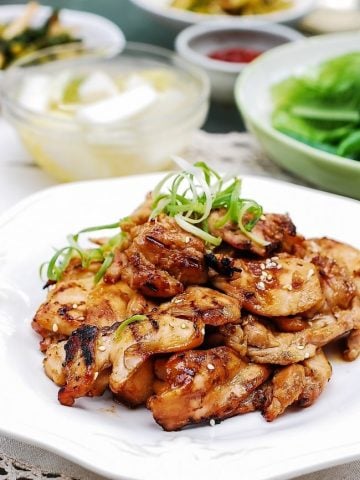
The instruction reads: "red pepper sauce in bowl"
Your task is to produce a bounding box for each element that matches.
[208,47,262,63]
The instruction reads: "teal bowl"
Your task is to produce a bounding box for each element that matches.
[235,32,360,200]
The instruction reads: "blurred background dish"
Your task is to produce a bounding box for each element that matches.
[235,31,360,199]
[175,22,303,103]
[0,3,125,68]
[301,0,360,34]
[129,0,316,30]
[2,42,210,181]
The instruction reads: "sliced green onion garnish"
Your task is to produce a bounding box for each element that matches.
[73,221,120,242]
[94,253,114,284]
[114,315,148,342]
[151,158,265,247]
[238,202,269,247]
[46,246,83,282]
[175,215,222,246]
[42,222,126,284]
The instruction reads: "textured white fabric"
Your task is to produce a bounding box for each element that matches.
[0,127,359,479]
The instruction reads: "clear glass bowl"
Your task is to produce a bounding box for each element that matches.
[2,43,210,181]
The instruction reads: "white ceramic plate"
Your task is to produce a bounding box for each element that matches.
[1,173,360,480]
[130,0,316,29]
[0,5,125,55]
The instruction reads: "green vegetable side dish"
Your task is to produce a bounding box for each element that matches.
[271,52,360,161]
[0,1,81,70]
[41,160,265,286]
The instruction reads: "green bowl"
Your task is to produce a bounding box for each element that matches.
[235,32,360,200]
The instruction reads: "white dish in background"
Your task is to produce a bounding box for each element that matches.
[0,5,125,57]
[175,22,303,103]
[1,173,360,480]
[130,0,316,30]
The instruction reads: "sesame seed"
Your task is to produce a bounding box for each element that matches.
[185,236,191,243]
[72,303,78,309]
[267,274,273,281]
[297,345,305,350]
[256,281,266,291]
[181,323,187,329]
[209,419,216,427]
[260,215,266,221]
[260,263,266,270]
[283,284,292,291]
[271,256,279,261]
[52,323,58,332]
[307,269,315,280]
[173,298,182,304]
[94,371,99,380]
[78,316,85,320]
[304,353,310,359]
[207,363,215,370]
[276,264,282,269]
[99,345,106,352]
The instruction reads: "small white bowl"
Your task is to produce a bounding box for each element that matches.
[0,5,125,58]
[175,23,303,103]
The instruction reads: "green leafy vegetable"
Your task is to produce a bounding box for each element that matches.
[272,52,360,160]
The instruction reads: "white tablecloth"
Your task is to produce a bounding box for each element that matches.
[1,119,359,480]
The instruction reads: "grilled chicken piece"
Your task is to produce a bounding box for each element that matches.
[208,254,323,317]
[272,316,308,332]
[219,323,247,357]
[301,252,356,314]
[121,193,153,232]
[297,349,332,408]
[114,359,154,407]
[208,211,298,257]
[300,238,360,292]
[148,347,271,431]
[297,238,360,360]
[232,381,272,415]
[344,328,360,361]
[220,304,357,365]
[263,364,305,422]
[157,286,241,326]
[105,216,207,298]
[33,260,99,339]
[33,258,145,345]
[44,313,205,407]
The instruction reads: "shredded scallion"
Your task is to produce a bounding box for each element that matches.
[151,158,266,247]
[41,222,125,285]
